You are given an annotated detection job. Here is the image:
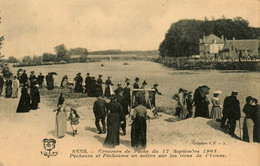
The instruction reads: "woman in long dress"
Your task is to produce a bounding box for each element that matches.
[12,76,20,98]
[16,88,31,113]
[104,95,124,148]
[210,91,222,121]
[5,78,12,98]
[54,93,67,138]
[242,96,254,142]
[104,77,113,98]
[131,97,148,149]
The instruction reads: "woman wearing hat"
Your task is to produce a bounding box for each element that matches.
[12,76,20,98]
[210,91,222,121]
[54,93,67,138]
[16,88,31,113]
[104,76,113,98]
[30,84,40,110]
[104,95,124,148]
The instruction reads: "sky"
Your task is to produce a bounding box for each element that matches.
[0,0,259,58]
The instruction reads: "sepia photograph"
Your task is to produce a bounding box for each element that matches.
[0,0,259,166]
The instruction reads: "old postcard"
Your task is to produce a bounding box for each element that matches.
[0,0,259,166]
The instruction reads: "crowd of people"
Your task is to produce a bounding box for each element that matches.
[173,86,260,143]
[1,68,259,150]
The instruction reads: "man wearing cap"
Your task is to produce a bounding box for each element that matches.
[0,74,4,96]
[131,77,139,106]
[96,75,104,97]
[221,91,241,136]
[93,96,107,134]
[150,83,162,108]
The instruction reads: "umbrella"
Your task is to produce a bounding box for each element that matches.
[49,72,58,75]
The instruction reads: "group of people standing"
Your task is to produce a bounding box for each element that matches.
[173,85,260,143]
[0,74,20,98]
[16,71,41,113]
[92,77,162,149]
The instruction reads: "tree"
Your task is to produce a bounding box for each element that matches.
[159,17,260,58]
[32,55,42,64]
[7,56,19,63]
[22,56,32,63]
[42,53,56,62]
[54,44,69,61]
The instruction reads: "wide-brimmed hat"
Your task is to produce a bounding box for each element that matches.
[213,90,222,94]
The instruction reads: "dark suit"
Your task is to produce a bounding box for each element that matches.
[93,98,107,133]
[221,96,241,134]
[116,95,129,133]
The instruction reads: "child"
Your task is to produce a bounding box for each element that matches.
[67,107,80,136]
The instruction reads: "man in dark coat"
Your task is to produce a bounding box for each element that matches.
[123,81,131,107]
[150,83,162,108]
[37,73,44,88]
[96,75,104,97]
[221,91,241,136]
[116,89,129,135]
[20,70,28,87]
[114,83,124,96]
[0,74,4,96]
[93,96,107,134]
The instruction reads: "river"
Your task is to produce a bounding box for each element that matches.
[10,60,260,108]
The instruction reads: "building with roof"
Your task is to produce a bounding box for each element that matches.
[199,34,225,58]
[221,38,259,61]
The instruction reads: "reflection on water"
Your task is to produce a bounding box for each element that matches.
[10,60,260,108]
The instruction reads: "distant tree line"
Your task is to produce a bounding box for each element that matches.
[89,49,158,56]
[159,17,260,57]
[9,44,89,64]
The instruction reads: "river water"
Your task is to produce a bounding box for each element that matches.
[10,60,260,108]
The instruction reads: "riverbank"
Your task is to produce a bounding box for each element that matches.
[154,57,260,71]
[0,91,259,166]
